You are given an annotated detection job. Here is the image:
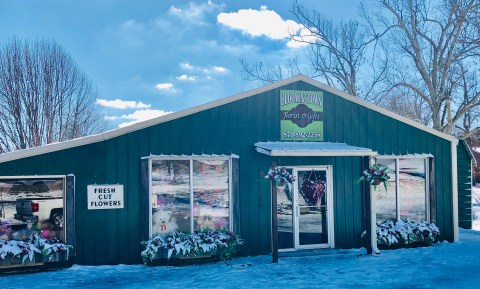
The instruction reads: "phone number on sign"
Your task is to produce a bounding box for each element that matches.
[283,132,321,138]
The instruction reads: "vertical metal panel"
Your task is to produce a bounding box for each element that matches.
[457,142,472,229]
[443,141,453,240]
[344,157,354,246]
[115,135,130,263]
[104,138,118,265]
[126,132,141,264]
[139,158,149,242]
[66,174,76,258]
[334,157,346,248]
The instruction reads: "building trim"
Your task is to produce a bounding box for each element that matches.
[452,141,459,241]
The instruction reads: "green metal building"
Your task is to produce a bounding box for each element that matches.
[0,75,462,266]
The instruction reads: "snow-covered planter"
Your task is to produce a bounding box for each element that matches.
[375,219,440,247]
[0,234,72,267]
[141,229,243,265]
[0,239,40,266]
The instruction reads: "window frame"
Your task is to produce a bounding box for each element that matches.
[375,155,431,223]
[147,155,236,238]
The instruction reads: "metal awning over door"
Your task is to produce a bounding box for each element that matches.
[254,141,377,157]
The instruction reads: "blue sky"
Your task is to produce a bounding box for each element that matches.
[0,0,360,128]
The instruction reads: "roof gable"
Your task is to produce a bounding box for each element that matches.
[0,75,457,163]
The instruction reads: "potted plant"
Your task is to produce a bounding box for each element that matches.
[141,229,243,265]
[357,164,390,190]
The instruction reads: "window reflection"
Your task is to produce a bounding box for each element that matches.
[375,159,397,222]
[151,160,191,235]
[150,158,232,237]
[374,157,429,223]
[193,160,229,231]
[399,159,427,221]
[0,178,65,243]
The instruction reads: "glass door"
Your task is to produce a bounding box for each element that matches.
[294,167,332,249]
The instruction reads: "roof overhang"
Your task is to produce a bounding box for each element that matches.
[254,142,377,157]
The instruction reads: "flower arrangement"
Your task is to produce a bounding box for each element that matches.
[265,166,296,199]
[141,229,243,265]
[357,164,390,190]
[374,219,440,246]
[0,233,72,264]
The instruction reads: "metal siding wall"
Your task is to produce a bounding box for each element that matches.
[116,135,131,263]
[457,143,472,229]
[0,80,456,263]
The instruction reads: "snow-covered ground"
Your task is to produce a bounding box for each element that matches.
[1,229,480,288]
[1,188,480,288]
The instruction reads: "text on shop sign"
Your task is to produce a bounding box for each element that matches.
[87,184,124,210]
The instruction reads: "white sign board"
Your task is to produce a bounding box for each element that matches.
[87,184,124,210]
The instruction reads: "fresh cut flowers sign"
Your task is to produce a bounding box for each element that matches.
[280,90,323,141]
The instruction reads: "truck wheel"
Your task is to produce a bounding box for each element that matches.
[51,212,64,229]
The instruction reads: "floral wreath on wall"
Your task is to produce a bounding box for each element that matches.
[356,163,390,190]
[265,166,296,200]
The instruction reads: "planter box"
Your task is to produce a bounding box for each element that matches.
[147,248,222,266]
[0,255,42,269]
[36,251,69,263]
[378,235,438,250]
[0,251,69,271]
[378,242,429,250]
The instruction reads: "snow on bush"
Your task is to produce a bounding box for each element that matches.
[376,219,440,246]
[0,233,72,263]
[141,229,243,265]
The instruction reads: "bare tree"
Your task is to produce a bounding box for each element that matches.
[240,56,302,86]
[241,1,387,101]
[0,37,106,153]
[373,0,480,135]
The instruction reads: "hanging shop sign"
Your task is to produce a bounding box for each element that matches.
[280,90,324,141]
[87,184,124,210]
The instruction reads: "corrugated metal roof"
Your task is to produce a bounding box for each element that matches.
[254,141,377,157]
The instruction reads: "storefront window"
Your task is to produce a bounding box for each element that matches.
[193,160,229,231]
[375,157,429,222]
[0,178,65,243]
[151,160,191,235]
[150,157,231,237]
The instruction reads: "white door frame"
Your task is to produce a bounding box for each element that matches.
[293,165,335,249]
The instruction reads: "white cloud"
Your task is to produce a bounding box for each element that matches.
[169,1,224,25]
[176,74,197,81]
[155,83,177,93]
[217,7,317,48]
[203,66,228,74]
[96,98,151,109]
[212,66,227,73]
[178,62,228,78]
[180,62,195,70]
[106,109,173,128]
